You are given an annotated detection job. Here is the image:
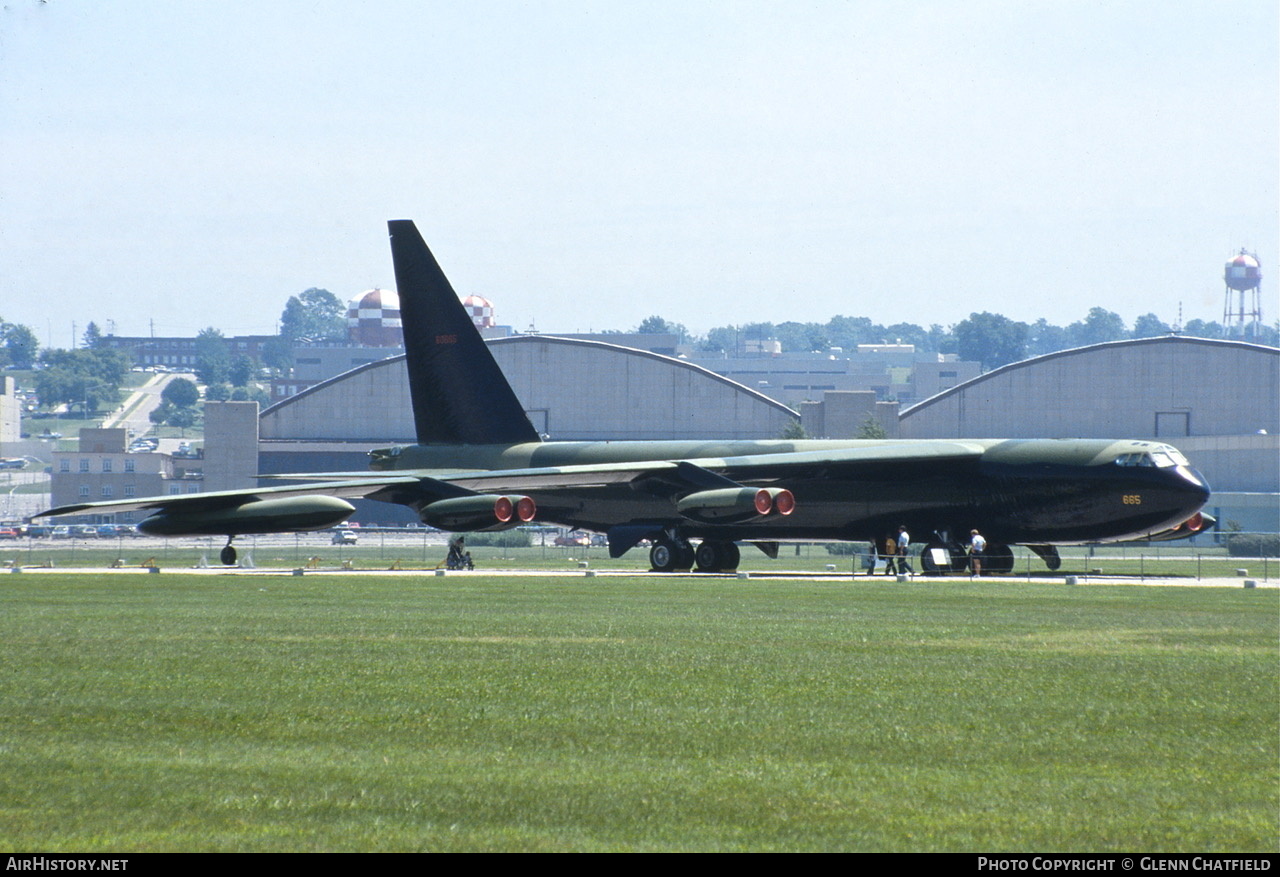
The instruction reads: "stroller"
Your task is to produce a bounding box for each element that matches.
[446,538,474,570]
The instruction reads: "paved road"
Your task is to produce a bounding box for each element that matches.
[101,372,195,435]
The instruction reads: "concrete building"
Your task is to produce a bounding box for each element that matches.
[0,377,20,446]
[687,347,980,411]
[202,402,260,493]
[50,428,204,522]
[797,392,900,439]
[98,334,276,368]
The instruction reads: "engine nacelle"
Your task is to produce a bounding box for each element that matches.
[1145,511,1215,542]
[419,494,536,531]
[676,487,796,524]
[138,495,355,537]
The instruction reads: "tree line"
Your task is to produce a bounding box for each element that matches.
[636,308,1278,371]
[7,292,1277,419]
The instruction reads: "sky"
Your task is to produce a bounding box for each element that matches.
[1,0,1276,346]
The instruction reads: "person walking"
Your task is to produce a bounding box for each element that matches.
[882,534,899,575]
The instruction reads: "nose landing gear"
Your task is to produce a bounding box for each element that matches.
[220,537,237,566]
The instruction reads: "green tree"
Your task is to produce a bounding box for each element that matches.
[229,384,271,405]
[167,405,198,434]
[161,377,201,408]
[82,322,103,349]
[1132,313,1172,339]
[280,288,346,342]
[779,420,808,440]
[1068,307,1127,347]
[204,382,232,402]
[698,326,738,355]
[34,348,130,414]
[40,347,131,386]
[229,355,255,388]
[856,414,888,439]
[635,316,689,341]
[1027,318,1069,356]
[952,312,1029,371]
[1182,319,1225,340]
[149,401,199,434]
[261,336,295,372]
[3,322,39,369]
[194,328,232,385]
[825,315,880,350]
[774,321,828,353]
[34,368,117,416]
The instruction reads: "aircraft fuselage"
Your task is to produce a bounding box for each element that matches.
[373,437,1210,547]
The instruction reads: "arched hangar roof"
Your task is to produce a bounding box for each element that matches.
[260,335,798,442]
[899,336,1279,440]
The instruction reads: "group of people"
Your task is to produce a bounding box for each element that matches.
[871,527,987,576]
[877,526,915,575]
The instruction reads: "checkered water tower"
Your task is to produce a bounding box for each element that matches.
[1222,249,1262,338]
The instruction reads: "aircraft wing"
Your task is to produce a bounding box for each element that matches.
[34,476,424,519]
[36,441,985,539]
[436,441,986,493]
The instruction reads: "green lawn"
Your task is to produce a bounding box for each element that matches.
[5,536,1274,581]
[0,574,1275,851]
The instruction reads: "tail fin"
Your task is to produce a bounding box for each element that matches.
[388,220,541,445]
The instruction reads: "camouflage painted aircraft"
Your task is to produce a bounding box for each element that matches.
[37,220,1213,572]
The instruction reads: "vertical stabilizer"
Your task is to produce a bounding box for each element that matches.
[388,220,541,445]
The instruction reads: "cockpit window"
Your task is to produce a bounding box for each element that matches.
[1114,447,1188,468]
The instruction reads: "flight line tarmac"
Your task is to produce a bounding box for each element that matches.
[4,565,1273,587]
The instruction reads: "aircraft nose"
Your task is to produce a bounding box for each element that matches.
[1172,465,1211,510]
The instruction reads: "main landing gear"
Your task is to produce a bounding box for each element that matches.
[649,537,694,572]
[649,535,742,572]
[693,539,740,573]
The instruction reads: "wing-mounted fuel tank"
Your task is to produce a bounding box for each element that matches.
[675,487,795,524]
[419,494,537,531]
[138,496,355,537]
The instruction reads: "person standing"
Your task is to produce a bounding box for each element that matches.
[882,534,898,575]
[897,526,913,575]
[969,529,986,576]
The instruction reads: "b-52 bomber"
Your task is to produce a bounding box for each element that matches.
[38,220,1213,572]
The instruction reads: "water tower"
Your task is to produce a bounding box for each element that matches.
[1222,249,1262,338]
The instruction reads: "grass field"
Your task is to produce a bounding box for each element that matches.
[4,534,1276,582]
[0,573,1275,852]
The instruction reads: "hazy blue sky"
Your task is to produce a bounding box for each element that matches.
[2,0,1276,345]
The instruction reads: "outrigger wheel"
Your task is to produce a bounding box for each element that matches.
[220,538,237,566]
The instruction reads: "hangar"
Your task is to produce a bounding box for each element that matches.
[256,334,799,480]
[899,336,1279,531]
[210,334,1276,531]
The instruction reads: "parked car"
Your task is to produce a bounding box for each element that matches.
[331,530,358,545]
[0,528,19,540]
